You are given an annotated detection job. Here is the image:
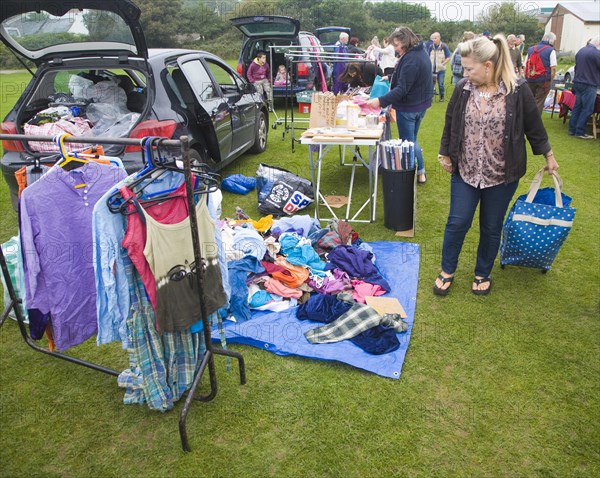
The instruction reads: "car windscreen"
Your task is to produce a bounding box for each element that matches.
[2,9,136,52]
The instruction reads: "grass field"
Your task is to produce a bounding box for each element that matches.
[0,70,599,477]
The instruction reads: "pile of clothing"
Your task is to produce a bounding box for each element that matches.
[221,211,408,355]
[23,74,143,152]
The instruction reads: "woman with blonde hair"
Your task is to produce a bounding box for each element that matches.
[450,31,475,84]
[370,37,397,76]
[433,34,559,296]
[365,36,381,62]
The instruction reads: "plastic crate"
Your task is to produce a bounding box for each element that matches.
[296,90,314,104]
[298,103,311,114]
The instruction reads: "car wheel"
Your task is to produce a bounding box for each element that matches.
[189,147,217,172]
[250,110,268,154]
[564,72,571,83]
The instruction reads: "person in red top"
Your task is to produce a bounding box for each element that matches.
[247,51,273,110]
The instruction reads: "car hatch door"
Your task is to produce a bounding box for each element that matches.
[230,15,300,38]
[176,54,232,163]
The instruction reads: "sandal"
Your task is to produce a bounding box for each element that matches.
[433,273,454,296]
[472,276,492,295]
[417,173,427,184]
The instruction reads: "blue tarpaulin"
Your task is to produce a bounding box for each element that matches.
[213,241,420,379]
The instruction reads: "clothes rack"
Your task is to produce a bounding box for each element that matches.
[275,52,377,153]
[0,133,246,452]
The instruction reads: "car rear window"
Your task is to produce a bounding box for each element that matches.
[237,22,297,36]
[2,9,136,52]
[316,31,341,45]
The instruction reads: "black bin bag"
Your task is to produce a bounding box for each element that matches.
[256,164,314,216]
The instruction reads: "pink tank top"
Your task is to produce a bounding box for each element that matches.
[121,182,189,312]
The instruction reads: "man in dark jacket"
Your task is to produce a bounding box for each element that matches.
[568,36,600,139]
[333,32,350,94]
[525,32,557,114]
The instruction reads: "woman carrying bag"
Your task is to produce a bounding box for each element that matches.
[433,34,559,296]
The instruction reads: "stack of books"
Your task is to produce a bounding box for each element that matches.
[379,140,415,171]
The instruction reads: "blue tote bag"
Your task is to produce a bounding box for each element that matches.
[500,169,575,271]
[369,75,390,99]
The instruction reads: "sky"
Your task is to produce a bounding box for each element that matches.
[385,0,599,21]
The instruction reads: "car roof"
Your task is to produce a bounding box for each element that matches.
[148,48,225,63]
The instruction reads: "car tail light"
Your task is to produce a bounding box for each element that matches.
[1,122,25,152]
[297,62,309,78]
[124,120,178,152]
[237,63,244,76]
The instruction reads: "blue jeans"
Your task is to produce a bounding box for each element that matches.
[568,83,597,136]
[396,110,427,174]
[441,174,519,278]
[433,70,446,98]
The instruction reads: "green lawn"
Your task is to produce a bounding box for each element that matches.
[1,70,599,477]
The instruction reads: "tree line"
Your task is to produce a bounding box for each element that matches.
[1,1,544,69]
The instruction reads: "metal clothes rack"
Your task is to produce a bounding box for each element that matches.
[0,133,246,452]
[266,45,310,138]
[273,50,377,152]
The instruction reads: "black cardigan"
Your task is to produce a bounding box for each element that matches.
[439,78,552,184]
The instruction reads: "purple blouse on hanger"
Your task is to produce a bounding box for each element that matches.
[20,163,127,351]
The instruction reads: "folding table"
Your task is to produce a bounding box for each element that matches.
[300,128,384,223]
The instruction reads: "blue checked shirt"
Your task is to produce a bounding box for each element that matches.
[116,227,205,411]
[305,293,407,344]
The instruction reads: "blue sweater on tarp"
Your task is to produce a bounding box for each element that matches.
[297,294,400,355]
[228,256,265,323]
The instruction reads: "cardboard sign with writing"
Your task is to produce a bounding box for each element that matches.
[365,296,407,319]
[309,92,337,128]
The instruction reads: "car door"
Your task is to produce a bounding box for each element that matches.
[203,58,256,154]
[176,54,232,163]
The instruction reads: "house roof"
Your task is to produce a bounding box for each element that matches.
[552,3,600,23]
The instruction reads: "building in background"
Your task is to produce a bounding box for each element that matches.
[545,3,600,54]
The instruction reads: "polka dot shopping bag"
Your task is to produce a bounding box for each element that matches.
[500,169,575,272]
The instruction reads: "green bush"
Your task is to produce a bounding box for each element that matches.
[557,54,575,63]
[0,44,34,70]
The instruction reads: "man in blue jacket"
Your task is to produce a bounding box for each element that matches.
[568,36,600,139]
[525,32,557,114]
